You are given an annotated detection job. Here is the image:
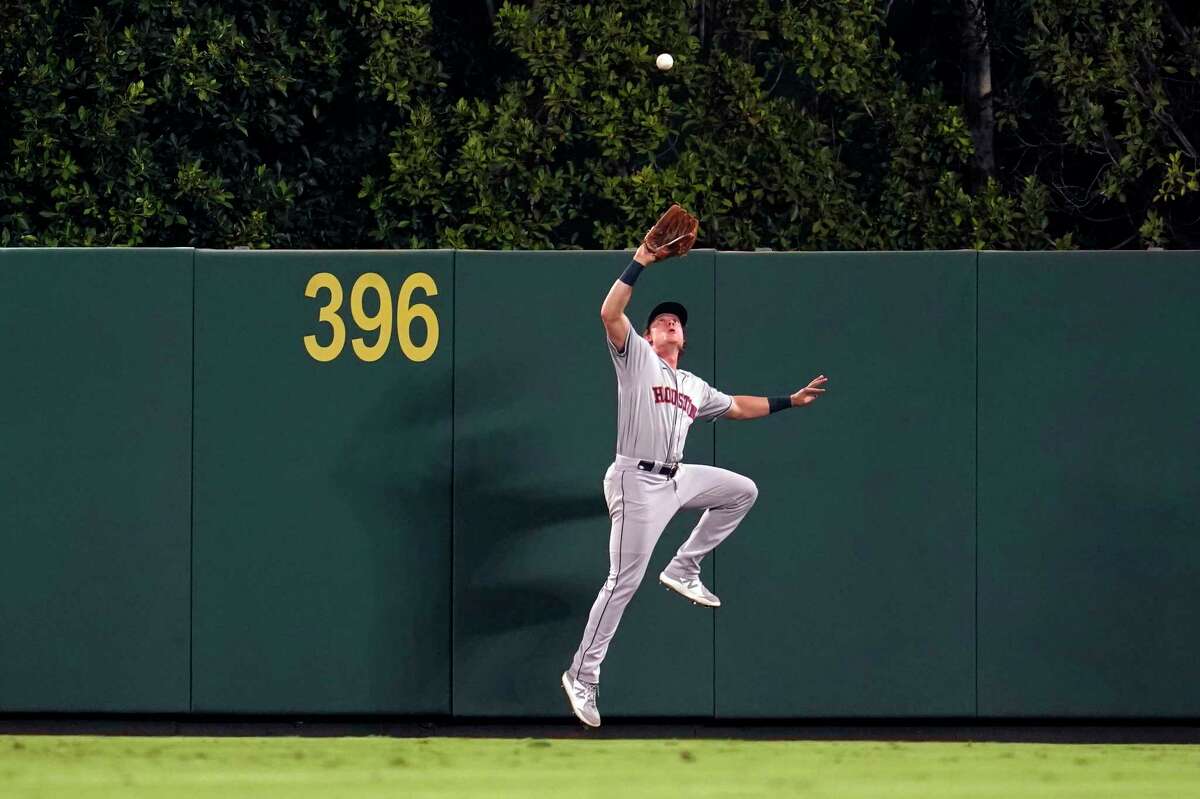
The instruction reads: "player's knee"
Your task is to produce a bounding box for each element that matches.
[742,478,759,506]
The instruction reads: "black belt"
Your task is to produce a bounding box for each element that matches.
[637,460,678,478]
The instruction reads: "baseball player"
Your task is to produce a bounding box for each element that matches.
[561,206,828,728]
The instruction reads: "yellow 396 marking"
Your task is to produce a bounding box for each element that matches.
[303,272,440,363]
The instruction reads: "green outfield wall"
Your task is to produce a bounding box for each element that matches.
[191,250,453,713]
[1,248,1196,718]
[0,248,193,712]
[712,252,977,718]
[977,251,1200,717]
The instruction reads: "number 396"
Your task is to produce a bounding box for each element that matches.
[303,271,440,363]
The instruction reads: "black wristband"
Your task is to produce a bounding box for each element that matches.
[618,259,644,286]
[768,396,792,414]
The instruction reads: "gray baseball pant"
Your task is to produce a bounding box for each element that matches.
[568,458,758,684]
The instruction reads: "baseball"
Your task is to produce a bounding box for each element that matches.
[656,53,674,71]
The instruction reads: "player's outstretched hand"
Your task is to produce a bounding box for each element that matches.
[790,375,828,407]
[633,242,658,266]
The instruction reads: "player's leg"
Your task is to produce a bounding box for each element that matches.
[662,463,758,586]
[567,469,677,686]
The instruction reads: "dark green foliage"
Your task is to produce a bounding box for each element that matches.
[1010,0,1200,247]
[0,0,424,247]
[2,0,1197,249]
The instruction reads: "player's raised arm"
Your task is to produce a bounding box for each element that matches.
[724,376,829,420]
[600,244,657,352]
[602,205,700,353]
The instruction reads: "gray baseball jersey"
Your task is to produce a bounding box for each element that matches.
[607,318,733,463]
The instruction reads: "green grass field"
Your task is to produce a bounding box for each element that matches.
[2,736,1198,798]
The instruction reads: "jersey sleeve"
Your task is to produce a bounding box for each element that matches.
[606,315,653,375]
[695,378,734,422]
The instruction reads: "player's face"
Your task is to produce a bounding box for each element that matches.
[646,313,684,350]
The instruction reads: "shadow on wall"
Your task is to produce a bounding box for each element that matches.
[327,368,454,705]
[453,433,604,638]
[326,357,609,700]
[452,352,611,638]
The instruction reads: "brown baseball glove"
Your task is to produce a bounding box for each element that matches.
[642,204,699,260]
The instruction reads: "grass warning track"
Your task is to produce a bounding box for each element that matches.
[2,735,1198,798]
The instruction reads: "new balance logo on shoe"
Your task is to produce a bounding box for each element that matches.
[658,571,721,607]
[560,671,601,728]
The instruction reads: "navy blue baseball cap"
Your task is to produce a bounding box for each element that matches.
[646,301,688,329]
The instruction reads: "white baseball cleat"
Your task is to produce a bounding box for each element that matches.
[659,571,721,607]
[561,671,601,728]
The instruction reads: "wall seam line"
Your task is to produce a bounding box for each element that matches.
[189,247,197,714]
[974,250,980,719]
[449,249,457,717]
[711,250,718,720]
